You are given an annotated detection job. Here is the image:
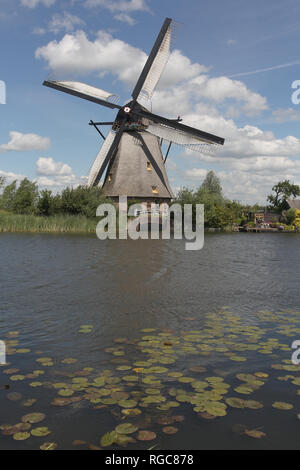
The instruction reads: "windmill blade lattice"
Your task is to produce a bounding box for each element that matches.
[88,129,116,187]
[43,80,121,110]
[132,18,179,109]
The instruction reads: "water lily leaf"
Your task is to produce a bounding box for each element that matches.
[13,432,31,441]
[162,426,178,435]
[189,366,206,373]
[137,430,156,441]
[72,440,87,446]
[115,434,136,447]
[61,358,77,364]
[244,429,266,439]
[22,399,37,407]
[7,392,22,401]
[58,389,74,397]
[3,368,20,375]
[10,375,25,381]
[118,399,138,408]
[116,366,132,371]
[115,423,138,435]
[51,398,73,406]
[234,385,254,395]
[29,382,43,387]
[122,375,138,382]
[254,372,269,378]
[244,400,263,410]
[225,398,246,409]
[198,412,217,420]
[100,431,117,447]
[40,442,57,450]
[121,408,142,417]
[22,413,45,424]
[272,402,293,410]
[178,377,195,383]
[31,427,51,437]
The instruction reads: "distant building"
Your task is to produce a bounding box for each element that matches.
[286,199,300,210]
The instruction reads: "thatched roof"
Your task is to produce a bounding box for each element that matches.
[101,131,174,199]
[286,199,300,209]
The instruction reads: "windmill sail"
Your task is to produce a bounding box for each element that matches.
[43,80,121,110]
[88,130,116,187]
[145,121,223,153]
[132,18,176,109]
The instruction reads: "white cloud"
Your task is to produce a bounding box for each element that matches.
[21,0,56,8]
[32,27,47,35]
[0,131,50,153]
[114,13,136,25]
[48,12,85,34]
[185,168,208,180]
[36,157,73,176]
[84,0,149,13]
[35,173,87,190]
[35,157,87,190]
[35,30,147,84]
[0,169,25,185]
[272,108,300,123]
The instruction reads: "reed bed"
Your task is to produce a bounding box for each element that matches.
[0,213,98,233]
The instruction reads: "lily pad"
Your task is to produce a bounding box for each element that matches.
[162,426,178,435]
[272,402,293,410]
[100,431,117,447]
[13,432,31,441]
[40,442,57,450]
[22,413,45,424]
[31,427,51,437]
[244,429,266,439]
[137,430,156,441]
[115,423,138,435]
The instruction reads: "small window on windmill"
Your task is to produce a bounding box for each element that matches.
[152,186,158,195]
[108,173,113,182]
[147,162,152,171]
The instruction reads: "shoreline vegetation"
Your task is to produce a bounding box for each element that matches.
[0,172,300,234]
[0,212,97,233]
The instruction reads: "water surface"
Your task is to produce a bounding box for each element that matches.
[1,233,300,449]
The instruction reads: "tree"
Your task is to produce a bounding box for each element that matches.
[12,178,38,214]
[200,170,223,197]
[37,189,54,216]
[0,176,5,189]
[0,180,17,211]
[267,179,300,211]
[60,185,110,217]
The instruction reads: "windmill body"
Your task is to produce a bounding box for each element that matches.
[43,18,225,207]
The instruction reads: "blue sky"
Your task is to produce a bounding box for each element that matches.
[1,0,300,203]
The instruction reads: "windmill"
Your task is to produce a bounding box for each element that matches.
[43,18,225,206]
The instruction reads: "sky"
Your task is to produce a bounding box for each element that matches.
[1,0,300,204]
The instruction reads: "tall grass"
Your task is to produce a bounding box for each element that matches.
[0,213,98,233]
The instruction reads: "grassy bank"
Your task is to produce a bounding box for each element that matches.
[0,212,97,233]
